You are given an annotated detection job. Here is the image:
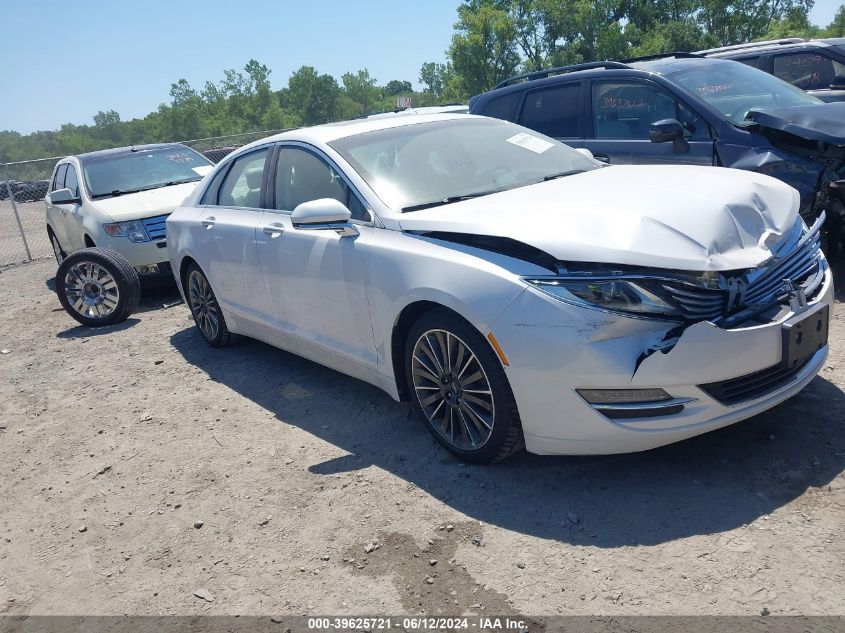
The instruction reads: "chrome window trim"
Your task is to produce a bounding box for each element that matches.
[197,143,275,209]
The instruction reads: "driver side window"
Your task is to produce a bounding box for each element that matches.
[274,147,369,221]
[592,81,709,140]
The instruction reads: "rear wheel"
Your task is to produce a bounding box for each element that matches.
[185,263,236,347]
[56,248,140,327]
[405,309,523,463]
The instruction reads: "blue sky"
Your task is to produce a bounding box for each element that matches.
[0,0,842,134]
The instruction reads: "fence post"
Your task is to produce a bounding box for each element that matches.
[4,180,33,262]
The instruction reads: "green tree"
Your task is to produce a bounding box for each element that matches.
[384,79,413,95]
[419,62,454,96]
[823,4,845,35]
[287,66,340,125]
[447,2,521,96]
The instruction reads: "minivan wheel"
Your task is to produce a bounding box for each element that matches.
[405,309,524,463]
[185,263,236,347]
[56,248,140,327]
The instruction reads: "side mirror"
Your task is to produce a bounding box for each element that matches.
[649,118,689,154]
[574,148,595,160]
[831,75,845,90]
[49,188,81,205]
[291,198,357,237]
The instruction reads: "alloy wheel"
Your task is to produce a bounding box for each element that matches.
[188,270,220,341]
[63,260,120,320]
[411,329,496,450]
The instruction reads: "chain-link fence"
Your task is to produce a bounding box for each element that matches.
[0,129,289,268]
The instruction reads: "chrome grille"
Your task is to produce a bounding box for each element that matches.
[655,214,826,322]
[141,214,169,241]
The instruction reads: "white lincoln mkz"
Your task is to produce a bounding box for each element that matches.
[166,114,833,462]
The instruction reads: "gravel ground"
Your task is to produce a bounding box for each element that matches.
[0,258,843,616]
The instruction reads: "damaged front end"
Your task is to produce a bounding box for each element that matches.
[722,104,845,256]
[525,212,827,373]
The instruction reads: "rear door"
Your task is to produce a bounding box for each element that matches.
[583,79,715,165]
[190,146,274,325]
[514,81,585,149]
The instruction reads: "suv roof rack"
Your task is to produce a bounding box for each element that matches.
[696,38,806,55]
[622,52,702,63]
[494,61,631,89]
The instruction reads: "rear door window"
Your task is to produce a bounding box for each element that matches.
[477,91,521,121]
[773,52,845,90]
[217,148,269,209]
[518,83,581,139]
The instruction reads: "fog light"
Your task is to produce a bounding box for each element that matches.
[577,388,671,404]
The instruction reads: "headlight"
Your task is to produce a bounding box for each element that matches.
[103,220,149,243]
[524,277,682,319]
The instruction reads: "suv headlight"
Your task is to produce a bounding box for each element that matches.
[524,277,682,319]
[103,220,149,243]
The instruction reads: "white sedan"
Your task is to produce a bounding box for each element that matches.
[166,114,833,463]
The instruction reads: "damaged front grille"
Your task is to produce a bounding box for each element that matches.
[656,214,826,324]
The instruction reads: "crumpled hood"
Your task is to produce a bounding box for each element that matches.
[397,165,800,272]
[89,182,199,222]
[747,102,845,146]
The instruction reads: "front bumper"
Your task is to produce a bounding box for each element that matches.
[488,267,834,455]
[94,232,171,269]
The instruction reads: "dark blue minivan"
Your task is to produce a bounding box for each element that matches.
[469,55,845,253]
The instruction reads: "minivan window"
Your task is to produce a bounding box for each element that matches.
[592,81,708,140]
[773,52,845,90]
[518,84,580,138]
[665,60,822,124]
[479,91,522,121]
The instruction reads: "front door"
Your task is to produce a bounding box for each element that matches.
[256,144,377,369]
[583,79,715,165]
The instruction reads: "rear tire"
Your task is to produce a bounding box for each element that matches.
[56,248,140,327]
[405,309,524,463]
[184,263,236,347]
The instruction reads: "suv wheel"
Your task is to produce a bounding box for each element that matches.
[56,248,140,327]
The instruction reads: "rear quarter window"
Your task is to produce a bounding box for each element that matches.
[475,91,521,121]
[518,83,581,139]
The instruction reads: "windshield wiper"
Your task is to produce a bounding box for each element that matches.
[92,188,144,199]
[402,189,503,212]
[543,169,587,181]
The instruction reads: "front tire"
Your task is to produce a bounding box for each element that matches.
[185,263,236,347]
[56,248,140,327]
[405,309,524,463]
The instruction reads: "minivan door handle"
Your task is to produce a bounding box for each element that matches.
[201,217,215,229]
[262,223,285,238]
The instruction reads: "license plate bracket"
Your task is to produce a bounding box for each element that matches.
[781,305,829,370]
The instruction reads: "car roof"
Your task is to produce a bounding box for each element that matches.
[472,56,730,103]
[73,143,193,162]
[698,37,845,57]
[237,112,478,152]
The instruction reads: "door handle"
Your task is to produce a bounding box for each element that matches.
[262,223,285,237]
[201,217,215,229]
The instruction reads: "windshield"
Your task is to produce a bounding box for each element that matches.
[328,118,601,212]
[665,60,823,124]
[82,146,213,198]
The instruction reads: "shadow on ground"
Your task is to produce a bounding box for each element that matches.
[170,322,845,548]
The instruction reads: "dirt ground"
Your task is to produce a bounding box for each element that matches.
[0,258,844,616]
